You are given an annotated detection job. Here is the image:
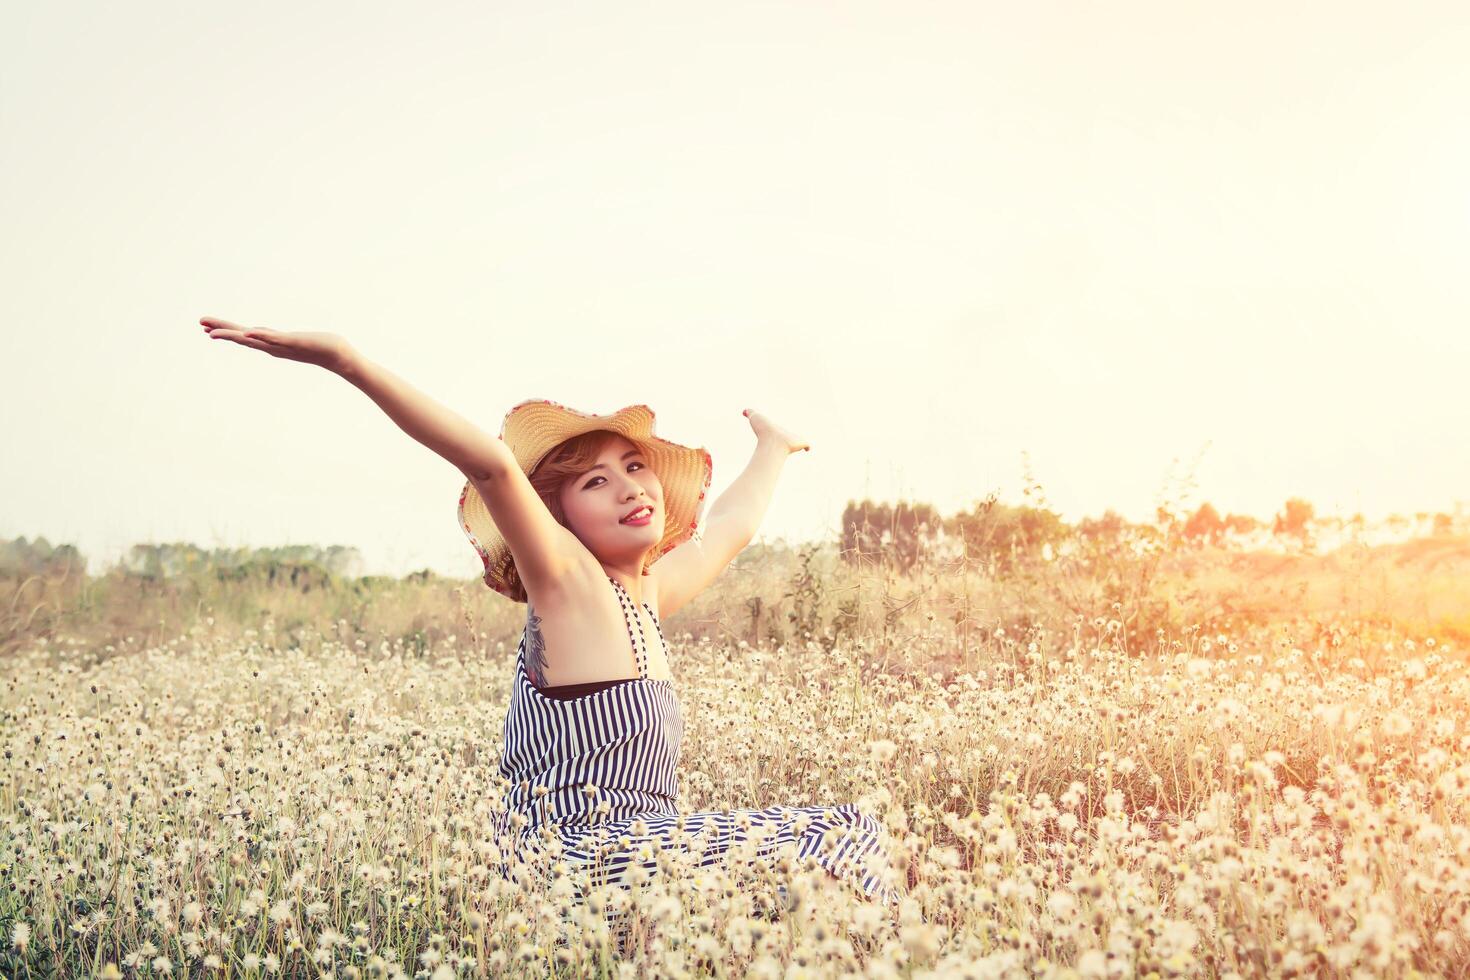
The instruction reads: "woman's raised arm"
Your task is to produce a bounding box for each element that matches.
[200,316,512,480]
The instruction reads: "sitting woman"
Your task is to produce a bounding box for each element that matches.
[201,318,903,920]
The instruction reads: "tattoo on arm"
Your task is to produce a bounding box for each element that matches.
[524,603,551,688]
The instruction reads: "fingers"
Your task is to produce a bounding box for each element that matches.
[206,326,251,342]
[205,326,275,354]
[201,317,280,346]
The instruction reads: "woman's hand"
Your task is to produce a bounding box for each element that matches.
[742,408,810,455]
[201,316,355,374]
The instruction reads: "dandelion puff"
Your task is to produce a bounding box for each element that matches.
[1382,712,1413,739]
[864,743,899,764]
[900,923,943,961]
[1046,891,1077,920]
[1076,950,1108,979]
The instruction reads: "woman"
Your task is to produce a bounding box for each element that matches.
[200,316,903,918]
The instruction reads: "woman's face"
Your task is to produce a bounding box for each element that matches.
[557,434,665,565]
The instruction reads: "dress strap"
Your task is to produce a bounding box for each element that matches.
[607,575,656,680]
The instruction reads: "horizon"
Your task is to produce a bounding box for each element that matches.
[6,489,1463,581]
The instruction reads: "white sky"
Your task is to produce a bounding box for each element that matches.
[3,1,1468,578]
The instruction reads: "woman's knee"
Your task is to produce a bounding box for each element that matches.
[828,803,883,835]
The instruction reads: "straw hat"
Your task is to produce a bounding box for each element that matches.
[457,399,713,600]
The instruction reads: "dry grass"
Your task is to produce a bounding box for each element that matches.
[2,539,1468,977]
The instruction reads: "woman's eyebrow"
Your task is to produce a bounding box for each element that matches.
[583,449,643,475]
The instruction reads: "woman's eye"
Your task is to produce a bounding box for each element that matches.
[585,462,643,489]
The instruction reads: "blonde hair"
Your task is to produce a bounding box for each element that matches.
[500,429,652,602]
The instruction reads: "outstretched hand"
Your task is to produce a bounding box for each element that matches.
[742,408,810,455]
[201,316,354,373]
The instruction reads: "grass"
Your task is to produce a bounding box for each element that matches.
[1,534,1467,977]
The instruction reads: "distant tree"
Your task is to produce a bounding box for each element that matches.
[321,545,366,578]
[945,499,1068,573]
[1272,498,1315,549]
[841,500,888,570]
[0,535,86,576]
[115,542,364,583]
[1182,502,1226,545]
[1077,509,1129,543]
[1222,513,1261,537]
[840,499,942,572]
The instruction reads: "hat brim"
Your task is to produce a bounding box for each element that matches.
[457,400,712,600]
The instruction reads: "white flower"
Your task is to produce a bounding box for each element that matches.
[868,739,899,763]
[1046,890,1077,919]
[1076,949,1108,979]
[1159,919,1199,957]
[1382,712,1413,739]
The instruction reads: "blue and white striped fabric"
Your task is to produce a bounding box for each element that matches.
[492,574,901,909]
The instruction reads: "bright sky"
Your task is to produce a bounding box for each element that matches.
[3,2,1468,579]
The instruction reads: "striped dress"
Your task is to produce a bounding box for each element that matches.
[492,573,901,910]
